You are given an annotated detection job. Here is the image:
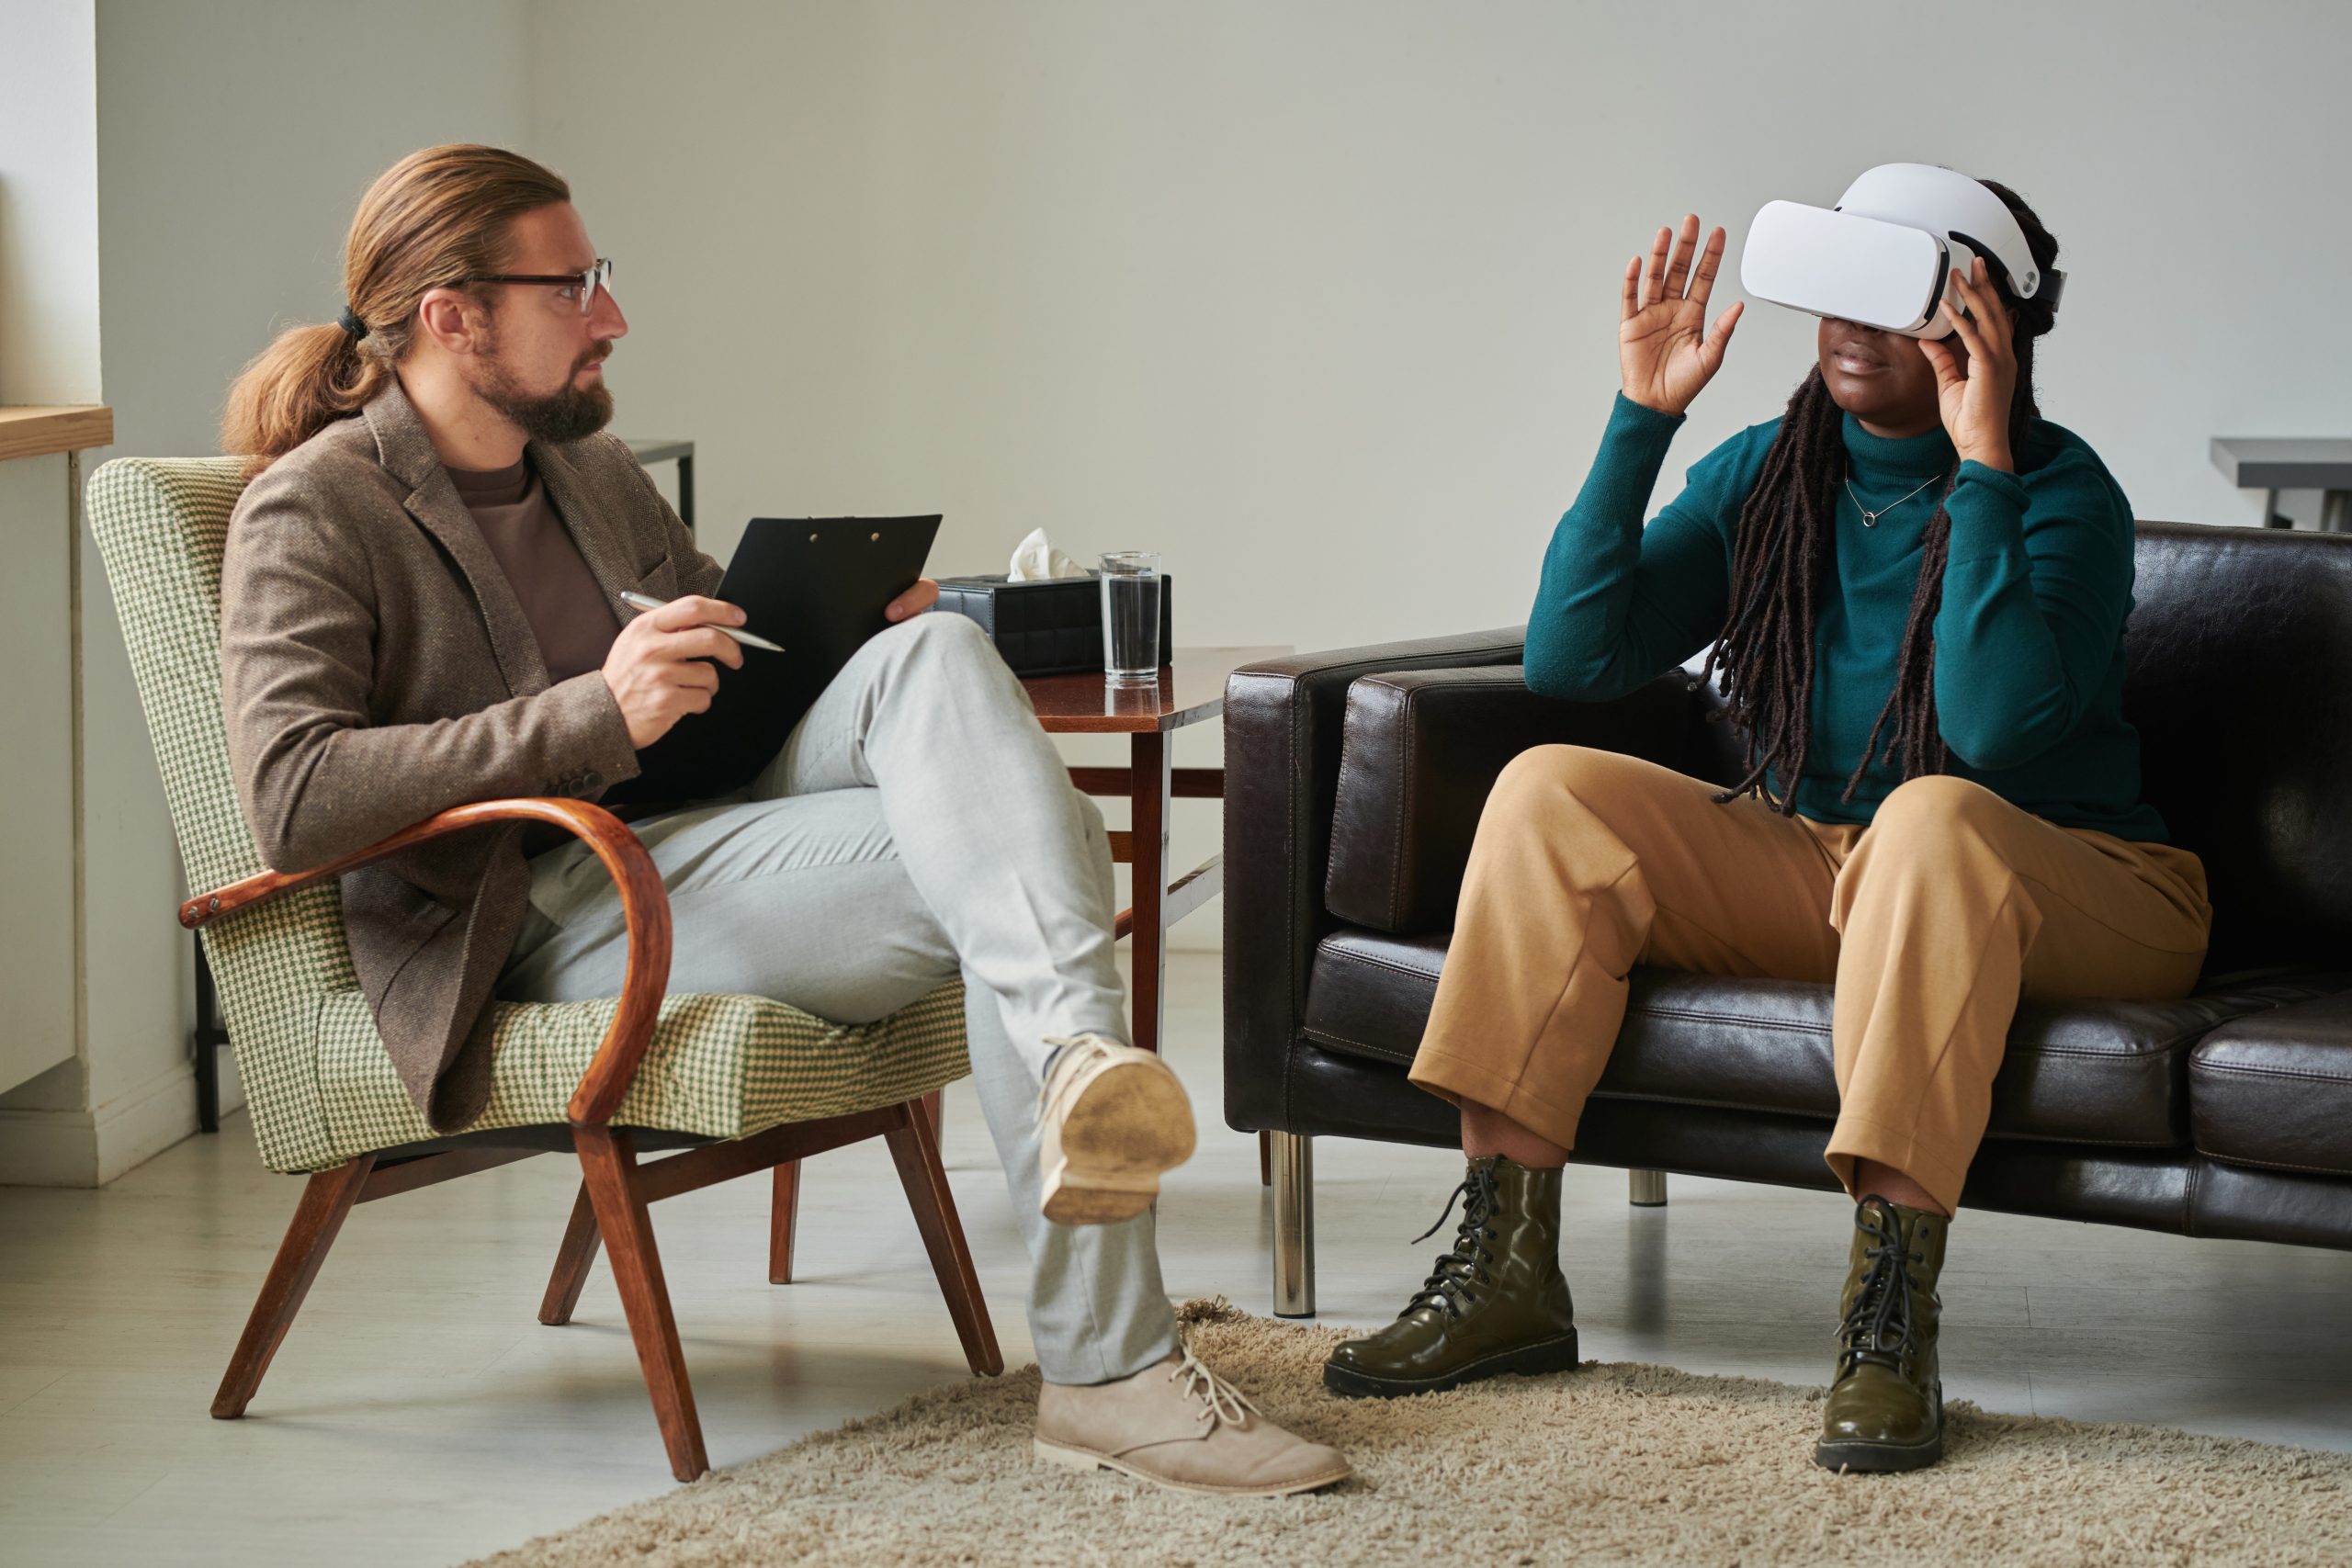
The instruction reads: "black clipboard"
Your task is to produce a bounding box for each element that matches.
[602,513,943,807]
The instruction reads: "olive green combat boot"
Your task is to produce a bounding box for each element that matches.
[1323,1156,1580,1398]
[1815,1194,1951,1473]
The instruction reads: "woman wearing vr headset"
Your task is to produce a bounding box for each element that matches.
[1323,170,2212,1474]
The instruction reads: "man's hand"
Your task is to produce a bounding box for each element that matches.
[603,594,747,749]
[886,578,940,623]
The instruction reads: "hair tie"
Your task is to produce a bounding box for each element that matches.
[337,306,369,342]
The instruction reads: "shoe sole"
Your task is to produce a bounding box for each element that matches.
[1813,1389,1945,1473]
[1320,1329,1581,1399]
[1811,1430,1944,1472]
[1032,1437,1351,1496]
[1041,1057,1197,1225]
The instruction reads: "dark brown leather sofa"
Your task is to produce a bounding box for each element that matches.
[1223,519,2352,1316]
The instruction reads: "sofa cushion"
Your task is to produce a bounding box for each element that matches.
[2190,991,2352,1176]
[1302,926,2346,1147]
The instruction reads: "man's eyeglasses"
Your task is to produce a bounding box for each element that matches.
[459,257,615,315]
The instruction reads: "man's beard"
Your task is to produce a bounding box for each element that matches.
[474,344,615,446]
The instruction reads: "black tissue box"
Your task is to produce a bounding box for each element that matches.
[932,571,1174,677]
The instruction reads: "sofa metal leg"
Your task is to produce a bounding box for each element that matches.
[1629,1168,1668,1207]
[1270,1132,1316,1319]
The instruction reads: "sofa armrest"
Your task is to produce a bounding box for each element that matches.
[1324,666,1703,932]
[1223,627,1529,1133]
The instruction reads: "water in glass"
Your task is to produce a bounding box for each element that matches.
[1100,551,1161,682]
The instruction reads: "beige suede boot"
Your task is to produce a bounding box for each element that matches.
[1034,1341,1352,1497]
[1036,1033,1196,1224]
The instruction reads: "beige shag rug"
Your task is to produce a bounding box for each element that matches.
[469,1299,2352,1567]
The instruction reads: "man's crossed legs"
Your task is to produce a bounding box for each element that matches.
[497,612,1350,1495]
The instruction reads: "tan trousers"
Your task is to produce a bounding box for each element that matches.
[1408,745,2214,1213]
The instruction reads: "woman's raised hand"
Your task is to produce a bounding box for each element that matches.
[1619,214,1743,417]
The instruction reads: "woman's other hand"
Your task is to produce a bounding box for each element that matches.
[1917,255,2018,472]
[1620,214,1744,418]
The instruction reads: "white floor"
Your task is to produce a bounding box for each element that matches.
[6,951,2352,1567]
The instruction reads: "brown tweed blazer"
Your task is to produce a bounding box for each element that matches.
[220,380,721,1132]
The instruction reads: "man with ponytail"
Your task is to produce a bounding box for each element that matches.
[1321,175,2212,1474]
[218,144,1349,1497]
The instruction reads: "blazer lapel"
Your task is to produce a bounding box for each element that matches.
[363,382,550,698]
[530,437,640,626]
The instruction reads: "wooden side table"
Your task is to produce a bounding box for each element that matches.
[1021,647,1287,1058]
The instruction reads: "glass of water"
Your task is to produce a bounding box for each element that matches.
[1100,551,1162,683]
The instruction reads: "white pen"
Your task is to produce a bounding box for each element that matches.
[616,590,786,652]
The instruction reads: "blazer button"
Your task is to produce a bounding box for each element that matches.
[582,773,603,790]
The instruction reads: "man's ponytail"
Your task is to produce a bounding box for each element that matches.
[221,321,391,477]
[220,144,571,477]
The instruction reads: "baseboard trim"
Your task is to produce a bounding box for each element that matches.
[0,1058,198,1187]
[0,1105,100,1186]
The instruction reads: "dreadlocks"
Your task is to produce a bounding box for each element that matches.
[1695,179,2061,816]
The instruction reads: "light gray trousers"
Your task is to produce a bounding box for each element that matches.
[495,611,1180,1384]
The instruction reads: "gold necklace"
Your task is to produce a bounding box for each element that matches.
[1845,468,1950,528]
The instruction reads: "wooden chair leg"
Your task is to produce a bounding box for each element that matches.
[211,1156,375,1418]
[1259,1129,1272,1186]
[768,1161,801,1284]
[774,1090,933,1285]
[882,1100,1002,1377]
[573,1127,708,1482]
[539,1180,604,1325]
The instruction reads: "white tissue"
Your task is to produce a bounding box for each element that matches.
[1008,526,1089,581]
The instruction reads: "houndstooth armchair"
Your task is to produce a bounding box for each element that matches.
[85,454,997,1481]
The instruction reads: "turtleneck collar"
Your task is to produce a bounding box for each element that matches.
[1840,409,1957,485]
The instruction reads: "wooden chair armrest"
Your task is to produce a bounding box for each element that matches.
[179,798,672,1127]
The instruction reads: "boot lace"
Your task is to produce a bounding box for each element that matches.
[1167,1336,1261,1431]
[1399,1164,1503,1320]
[1835,1197,1922,1380]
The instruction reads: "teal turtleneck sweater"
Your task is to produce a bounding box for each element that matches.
[1527,391,2166,842]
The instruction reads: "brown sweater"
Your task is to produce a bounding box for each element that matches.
[446,456,617,684]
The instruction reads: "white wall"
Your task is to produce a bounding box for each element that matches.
[526,0,2352,944]
[529,0,2352,644]
[93,0,537,461]
[0,0,537,1181]
[0,0,101,405]
[0,0,107,1176]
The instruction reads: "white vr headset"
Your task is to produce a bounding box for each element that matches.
[1739,163,2063,339]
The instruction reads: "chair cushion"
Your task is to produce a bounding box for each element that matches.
[2190,991,2352,1176]
[1302,927,2346,1147]
[295,983,969,1175]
